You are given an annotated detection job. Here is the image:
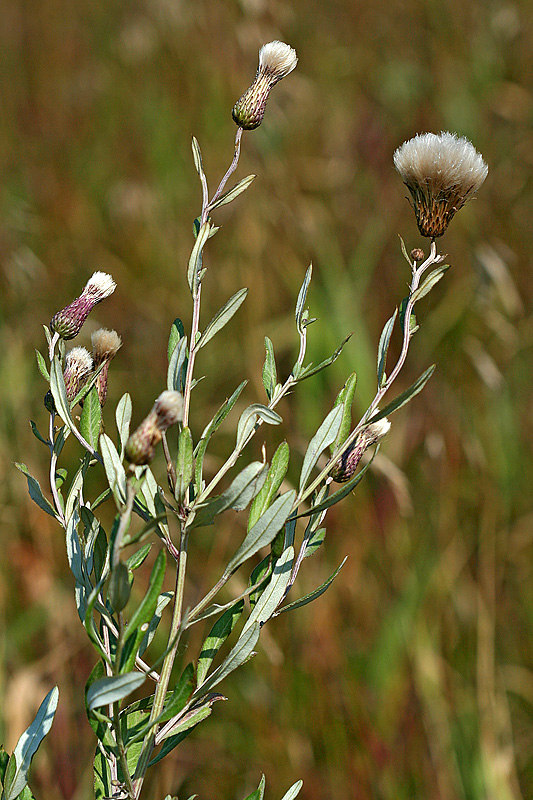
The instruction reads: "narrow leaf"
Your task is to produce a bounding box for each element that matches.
[80,386,101,451]
[15,463,57,518]
[139,591,173,656]
[115,393,132,459]
[167,336,188,393]
[87,673,146,711]
[369,365,436,423]
[191,136,205,177]
[175,426,194,504]
[299,406,343,493]
[197,601,245,686]
[194,381,247,490]
[262,337,278,400]
[29,420,49,446]
[274,558,347,617]
[167,318,186,362]
[243,546,294,632]
[3,686,59,800]
[124,549,166,645]
[248,441,290,530]
[295,265,312,333]
[224,491,296,577]
[100,433,127,505]
[189,462,267,530]
[49,356,73,426]
[280,780,304,800]
[196,288,248,350]
[35,349,49,381]
[410,264,450,304]
[236,404,282,449]
[377,309,397,387]
[187,220,211,295]
[294,334,352,382]
[192,623,260,699]
[209,174,256,210]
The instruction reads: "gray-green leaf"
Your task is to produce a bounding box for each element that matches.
[299,406,343,493]
[196,289,248,350]
[87,673,146,711]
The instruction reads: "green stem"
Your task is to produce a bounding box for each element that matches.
[132,531,189,799]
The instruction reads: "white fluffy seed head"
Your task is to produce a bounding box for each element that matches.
[83,271,117,301]
[65,346,94,376]
[154,390,184,431]
[366,417,391,441]
[393,132,488,237]
[258,41,298,81]
[91,328,122,363]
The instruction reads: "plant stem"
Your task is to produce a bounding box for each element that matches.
[132,531,189,799]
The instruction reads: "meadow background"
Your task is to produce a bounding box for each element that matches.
[1,0,532,798]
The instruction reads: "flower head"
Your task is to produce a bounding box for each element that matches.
[125,391,183,466]
[232,41,298,130]
[393,132,488,238]
[50,272,116,339]
[91,328,122,406]
[329,417,391,483]
[63,346,94,403]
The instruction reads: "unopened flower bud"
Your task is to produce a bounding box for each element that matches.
[393,132,488,238]
[63,347,93,403]
[91,328,122,407]
[411,248,425,262]
[329,417,391,483]
[125,391,183,466]
[50,272,116,339]
[232,41,298,130]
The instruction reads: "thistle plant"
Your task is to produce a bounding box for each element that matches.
[6,41,488,800]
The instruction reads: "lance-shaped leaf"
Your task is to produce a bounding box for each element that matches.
[194,380,247,491]
[167,336,188,393]
[151,694,225,764]
[49,356,73,426]
[139,590,173,656]
[331,372,357,452]
[29,420,49,447]
[100,433,127,506]
[242,546,294,633]
[188,220,211,295]
[248,441,290,530]
[224,491,296,577]
[86,672,146,711]
[242,774,266,800]
[35,349,49,381]
[299,406,343,493]
[15,463,58,519]
[114,392,132,460]
[196,288,248,350]
[189,462,267,530]
[191,136,205,177]
[175,426,194,504]
[158,663,195,723]
[167,318,186,361]
[377,309,397,387]
[123,549,166,647]
[411,264,450,304]
[274,557,347,617]
[3,686,59,800]
[280,780,303,800]
[191,622,260,699]
[208,174,256,210]
[197,600,245,686]
[368,365,436,423]
[293,334,352,383]
[80,386,101,452]
[262,337,278,400]
[236,404,282,449]
[295,265,313,333]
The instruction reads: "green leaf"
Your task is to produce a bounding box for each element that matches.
[175,426,194,504]
[197,600,245,686]
[209,174,256,210]
[191,136,205,177]
[236,404,283,449]
[138,591,173,657]
[3,686,58,800]
[159,663,195,722]
[49,356,73,427]
[115,393,132,459]
[124,550,166,647]
[192,623,260,699]
[100,433,127,506]
[167,318,186,362]
[15,463,58,519]
[224,491,296,577]
[196,288,248,350]
[150,694,225,765]
[248,441,290,530]
[274,558,347,617]
[377,309,397,388]
[303,527,326,558]
[189,462,267,530]
[126,543,152,571]
[369,365,436,422]
[194,381,247,491]
[410,264,450,304]
[243,547,294,632]
[80,386,101,451]
[242,773,266,800]
[293,335,352,382]
[331,372,357,452]
[29,420,49,446]
[398,234,412,266]
[187,220,211,296]
[167,336,188,393]
[299,406,343,493]
[93,747,112,800]
[295,265,312,334]
[262,337,278,400]
[35,349,49,381]
[87,673,146,711]
[280,780,304,800]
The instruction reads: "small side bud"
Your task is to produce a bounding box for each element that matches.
[330,417,391,483]
[411,248,425,262]
[63,347,94,404]
[125,391,183,466]
[91,328,122,406]
[50,271,116,339]
[393,132,488,238]
[232,41,298,130]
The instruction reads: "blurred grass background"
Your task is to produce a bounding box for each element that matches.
[1,0,532,798]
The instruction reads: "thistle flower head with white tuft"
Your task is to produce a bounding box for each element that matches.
[50,272,117,340]
[394,132,488,238]
[329,416,391,483]
[125,391,183,466]
[91,328,122,406]
[63,347,94,403]
[232,41,298,130]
